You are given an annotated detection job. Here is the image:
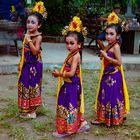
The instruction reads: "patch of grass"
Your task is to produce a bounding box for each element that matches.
[37,106,55,118]
[32,107,55,132]
[46,89,56,96]
[2,98,18,118]
[9,126,26,140]
[83,70,99,119]
[0,70,140,140]
[0,113,4,121]
[32,120,47,132]
[0,98,14,102]
[0,121,11,129]
[32,119,54,132]
[40,134,54,140]
[128,86,139,97]
[36,106,48,116]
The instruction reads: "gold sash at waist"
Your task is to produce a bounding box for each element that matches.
[104,66,119,74]
[63,77,72,83]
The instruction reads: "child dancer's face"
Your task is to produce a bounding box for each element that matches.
[26,15,40,33]
[65,36,78,52]
[105,27,117,44]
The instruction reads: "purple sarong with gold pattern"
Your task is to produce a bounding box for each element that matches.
[96,51,125,126]
[18,44,42,113]
[56,64,82,134]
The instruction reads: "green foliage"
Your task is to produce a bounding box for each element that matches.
[41,0,68,35]
[29,0,139,35]
[132,0,138,8]
[40,0,109,35]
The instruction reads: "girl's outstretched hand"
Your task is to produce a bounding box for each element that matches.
[52,69,60,77]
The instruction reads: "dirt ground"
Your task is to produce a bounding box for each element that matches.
[0,70,140,140]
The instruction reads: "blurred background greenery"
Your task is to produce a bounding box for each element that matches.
[27,0,140,35]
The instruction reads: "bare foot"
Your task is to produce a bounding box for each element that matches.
[19,112,36,119]
[90,120,101,125]
[77,120,90,133]
[52,132,71,138]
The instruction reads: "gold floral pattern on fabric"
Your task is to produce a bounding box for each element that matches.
[105,76,116,87]
[18,81,41,99]
[18,82,30,99]
[112,99,125,119]
[30,83,41,97]
[106,101,111,113]
[97,100,105,114]
[57,103,78,123]
[57,105,68,119]
[97,99,125,125]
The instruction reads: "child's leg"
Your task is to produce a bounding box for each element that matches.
[77,117,90,133]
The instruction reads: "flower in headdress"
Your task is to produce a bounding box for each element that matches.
[69,16,82,32]
[62,26,69,36]
[62,16,87,36]
[32,1,47,19]
[107,12,119,24]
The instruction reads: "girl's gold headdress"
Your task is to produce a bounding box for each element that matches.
[62,16,87,36]
[32,1,47,19]
[107,12,119,24]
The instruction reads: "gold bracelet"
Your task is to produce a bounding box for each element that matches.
[109,58,113,63]
[28,40,32,44]
[62,71,66,77]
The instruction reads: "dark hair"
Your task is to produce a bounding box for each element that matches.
[65,31,84,46]
[27,12,44,25]
[106,24,122,35]
[65,31,84,60]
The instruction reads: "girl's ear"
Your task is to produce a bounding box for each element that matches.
[78,43,81,48]
[117,35,120,40]
[38,24,41,29]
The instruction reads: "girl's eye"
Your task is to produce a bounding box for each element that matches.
[70,42,74,45]
[65,42,74,45]
[26,20,36,24]
[106,32,114,36]
[110,32,114,36]
[31,20,36,24]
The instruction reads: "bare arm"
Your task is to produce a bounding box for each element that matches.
[64,54,80,77]
[25,34,42,55]
[112,44,122,66]
[100,44,122,66]
[52,53,80,77]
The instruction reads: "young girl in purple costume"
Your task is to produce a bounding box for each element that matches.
[18,12,44,119]
[91,24,130,126]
